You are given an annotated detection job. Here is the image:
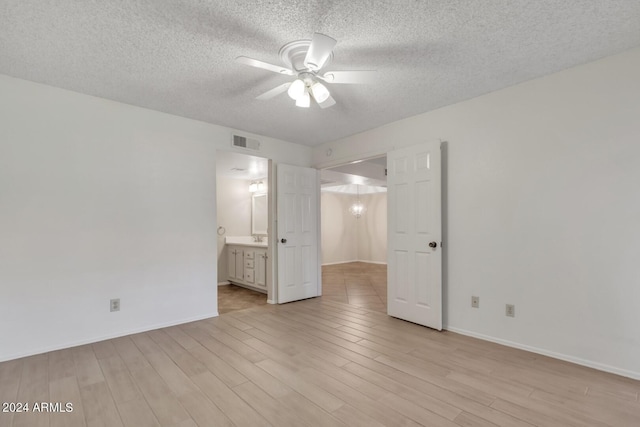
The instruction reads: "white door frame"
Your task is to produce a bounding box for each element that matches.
[315,141,443,328]
[214,150,277,305]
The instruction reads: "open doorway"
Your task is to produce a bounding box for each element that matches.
[320,156,388,312]
[216,150,270,314]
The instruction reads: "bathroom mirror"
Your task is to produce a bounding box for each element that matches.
[251,193,268,235]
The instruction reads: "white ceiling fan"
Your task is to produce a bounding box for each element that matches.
[236,33,376,109]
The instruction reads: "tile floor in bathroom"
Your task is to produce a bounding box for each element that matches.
[217,283,268,314]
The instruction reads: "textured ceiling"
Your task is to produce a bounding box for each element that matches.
[2,1,640,146]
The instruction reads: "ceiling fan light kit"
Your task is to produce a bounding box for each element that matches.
[236,32,376,109]
[295,90,311,108]
[287,78,306,100]
[311,82,330,103]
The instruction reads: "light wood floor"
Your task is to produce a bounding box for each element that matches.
[1,298,639,427]
[321,262,387,312]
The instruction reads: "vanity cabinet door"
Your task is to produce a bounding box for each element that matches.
[227,246,244,281]
[244,269,255,284]
[255,249,267,289]
[235,248,245,281]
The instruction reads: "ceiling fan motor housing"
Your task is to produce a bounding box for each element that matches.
[279,40,333,73]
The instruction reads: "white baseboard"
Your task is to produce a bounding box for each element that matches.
[0,312,218,363]
[444,326,640,381]
[322,260,359,266]
[218,281,230,286]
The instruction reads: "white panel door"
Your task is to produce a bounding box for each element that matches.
[277,164,319,303]
[387,142,442,330]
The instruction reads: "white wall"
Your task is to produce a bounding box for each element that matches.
[357,193,387,263]
[321,193,358,264]
[321,192,387,264]
[313,47,640,378]
[216,177,252,282]
[0,74,311,361]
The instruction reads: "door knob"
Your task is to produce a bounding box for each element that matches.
[281,238,287,243]
[429,241,437,248]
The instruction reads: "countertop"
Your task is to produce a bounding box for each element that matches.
[225,236,268,248]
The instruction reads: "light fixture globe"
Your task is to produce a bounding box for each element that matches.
[295,90,311,108]
[287,78,305,100]
[310,82,330,103]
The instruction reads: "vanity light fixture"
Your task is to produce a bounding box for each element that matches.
[249,180,267,193]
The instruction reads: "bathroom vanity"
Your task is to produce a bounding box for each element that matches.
[225,237,268,293]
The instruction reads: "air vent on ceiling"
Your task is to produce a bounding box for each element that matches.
[232,134,260,151]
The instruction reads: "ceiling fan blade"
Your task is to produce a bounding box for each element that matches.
[255,82,292,100]
[236,56,294,75]
[322,70,376,84]
[318,94,336,109]
[304,33,337,71]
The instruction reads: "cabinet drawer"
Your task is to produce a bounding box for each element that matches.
[244,250,254,260]
[245,259,254,269]
[244,269,255,283]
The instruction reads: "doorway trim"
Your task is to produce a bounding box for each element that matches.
[316,140,444,324]
[215,149,276,305]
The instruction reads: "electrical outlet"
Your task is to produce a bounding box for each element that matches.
[471,296,480,308]
[505,304,515,317]
[110,298,120,312]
